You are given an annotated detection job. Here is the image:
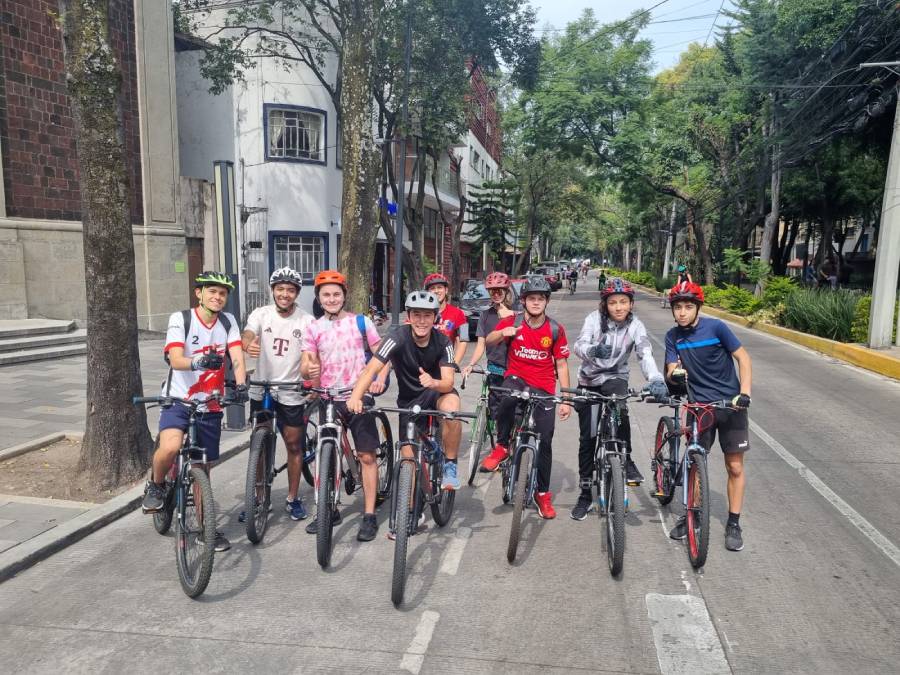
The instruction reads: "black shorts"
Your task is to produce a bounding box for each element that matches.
[333,399,380,454]
[250,398,307,429]
[397,388,460,438]
[698,407,750,454]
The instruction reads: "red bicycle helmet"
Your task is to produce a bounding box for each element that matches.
[668,280,705,304]
[600,277,634,301]
[423,273,450,289]
[485,272,510,290]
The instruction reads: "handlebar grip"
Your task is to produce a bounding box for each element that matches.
[560,386,583,395]
[133,396,159,404]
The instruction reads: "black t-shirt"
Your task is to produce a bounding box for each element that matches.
[476,306,510,368]
[374,325,455,403]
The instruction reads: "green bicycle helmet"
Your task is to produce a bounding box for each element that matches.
[194,271,234,291]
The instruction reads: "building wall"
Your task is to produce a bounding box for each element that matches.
[0,0,143,222]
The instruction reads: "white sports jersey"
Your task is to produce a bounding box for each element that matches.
[162,308,241,412]
[245,304,313,405]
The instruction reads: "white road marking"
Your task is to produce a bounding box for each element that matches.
[645,593,730,675]
[400,610,440,674]
[439,526,472,575]
[750,420,900,568]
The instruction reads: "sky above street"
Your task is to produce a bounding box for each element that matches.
[529,0,733,72]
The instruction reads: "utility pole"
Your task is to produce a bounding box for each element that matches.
[860,64,900,347]
[663,200,676,278]
[391,9,412,326]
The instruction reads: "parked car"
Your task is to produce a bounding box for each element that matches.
[460,279,525,339]
[530,265,562,291]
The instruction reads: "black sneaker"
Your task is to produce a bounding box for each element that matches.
[141,481,166,513]
[305,509,342,534]
[725,523,744,551]
[669,516,687,540]
[570,493,594,521]
[357,514,378,542]
[625,458,644,486]
[214,531,231,552]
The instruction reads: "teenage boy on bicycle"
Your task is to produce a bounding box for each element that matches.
[570,277,669,520]
[241,267,313,522]
[347,290,463,492]
[300,270,389,541]
[665,281,752,552]
[142,271,248,553]
[461,272,516,423]
[424,273,469,363]
[480,277,572,519]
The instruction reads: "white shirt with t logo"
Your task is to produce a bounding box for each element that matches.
[245,304,313,405]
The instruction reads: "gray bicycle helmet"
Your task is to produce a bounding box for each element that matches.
[405,290,440,311]
[520,276,552,297]
[269,266,303,290]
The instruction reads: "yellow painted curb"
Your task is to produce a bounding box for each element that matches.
[634,284,900,381]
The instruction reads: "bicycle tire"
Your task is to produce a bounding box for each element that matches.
[431,459,456,527]
[302,404,321,487]
[392,461,415,607]
[507,448,532,563]
[686,451,710,569]
[244,427,273,544]
[605,454,626,576]
[153,471,176,535]
[315,440,336,568]
[467,400,488,485]
[374,411,395,503]
[653,417,676,506]
[175,467,216,598]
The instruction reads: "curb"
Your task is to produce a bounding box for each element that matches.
[0,430,83,462]
[635,284,900,381]
[0,430,251,583]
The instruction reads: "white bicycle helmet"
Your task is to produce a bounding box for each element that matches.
[405,290,440,311]
[269,266,302,290]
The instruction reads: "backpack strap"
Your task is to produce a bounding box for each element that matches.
[356,314,372,356]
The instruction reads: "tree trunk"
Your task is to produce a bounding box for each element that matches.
[60,0,152,489]
[757,113,781,295]
[337,0,381,313]
[687,207,714,285]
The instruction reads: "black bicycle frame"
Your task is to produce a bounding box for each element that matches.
[387,413,444,535]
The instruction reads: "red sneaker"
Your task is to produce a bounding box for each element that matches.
[480,444,509,472]
[534,491,556,519]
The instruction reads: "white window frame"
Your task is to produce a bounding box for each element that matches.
[265,104,327,165]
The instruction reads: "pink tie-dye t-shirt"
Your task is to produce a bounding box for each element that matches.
[301,314,381,397]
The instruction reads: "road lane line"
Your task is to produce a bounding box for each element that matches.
[750,420,900,568]
[400,610,440,674]
[645,593,731,675]
[439,526,472,575]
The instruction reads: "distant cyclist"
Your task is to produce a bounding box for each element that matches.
[424,272,468,363]
[142,271,248,553]
[676,264,693,285]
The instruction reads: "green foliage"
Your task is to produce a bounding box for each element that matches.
[783,288,861,342]
[701,283,761,316]
[619,270,656,288]
[850,295,899,343]
[655,275,677,292]
[722,248,747,276]
[761,276,796,308]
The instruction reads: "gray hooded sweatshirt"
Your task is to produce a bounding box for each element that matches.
[574,309,662,386]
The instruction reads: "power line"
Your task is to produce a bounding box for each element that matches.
[703,0,727,48]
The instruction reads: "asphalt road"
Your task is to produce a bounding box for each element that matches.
[1,276,899,674]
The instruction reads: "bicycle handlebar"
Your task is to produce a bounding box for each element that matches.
[460,364,486,390]
[488,386,572,405]
[247,379,312,389]
[654,395,738,410]
[560,386,646,402]
[132,393,231,408]
[373,405,478,421]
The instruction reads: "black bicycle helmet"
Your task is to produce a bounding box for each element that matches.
[521,276,552,297]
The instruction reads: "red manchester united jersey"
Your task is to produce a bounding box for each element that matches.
[495,315,569,394]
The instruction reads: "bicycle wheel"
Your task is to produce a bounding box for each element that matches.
[244,427,274,544]
[653,417,676,506]
[374,411,394,503]
[316,441,337,569]
[467,400,488,485]
[507,448,533,564]
[302,403,321,487]
[175,467,216,598]
[431,459,456,527]
[153,469,176,535]
[392,460,415,607]
[686,451,710,569]
[604,455,626,576]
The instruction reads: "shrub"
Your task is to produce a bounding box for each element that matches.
[619,270,656,288]
[718,284,762,316]
[850,295,899,343]
[761,276,797,308]
[655,275,677,292]
[783,288,861,342]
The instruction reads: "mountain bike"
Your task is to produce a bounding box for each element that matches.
[311,386,394,569]
[134,393,233,598]
[563,386,647,576]
[377,404,475,606]
[242,380,321,544]
[461,365,498,485]
[651,392,735,569]
[490,386,569,564]
[567,276,577,294]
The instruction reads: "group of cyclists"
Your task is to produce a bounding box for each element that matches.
[142,261,752,555]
